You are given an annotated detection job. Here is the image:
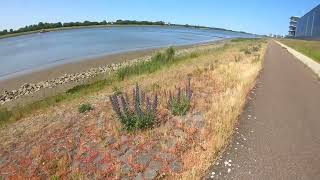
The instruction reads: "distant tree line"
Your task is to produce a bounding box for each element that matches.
[0,20,166,36]
[0,19,251,37]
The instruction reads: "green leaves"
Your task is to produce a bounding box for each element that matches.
[109,84,158,132]
[78,103,94,113]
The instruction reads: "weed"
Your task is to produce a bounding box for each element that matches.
[51,176,59,180]
[0,108,12,124]
[151,83,161,91]
[189,52,200,58]
[112,86,123,95]
[252,54,261,63]
[167,77,192,116]
[244,48,252,55]
[252,45,261,52]
[78,103,94,113]
[234,55,242,62]
[109,83,158,132]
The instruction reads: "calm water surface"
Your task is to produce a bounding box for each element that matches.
[0,26,255,79]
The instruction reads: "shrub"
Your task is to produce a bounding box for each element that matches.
[112,86,123,95]
[0,108,12,124]
[109,83,158,132]
[78,103,94,113]
[234,55,241,62]
[167,77,192,116]
[165,46,175,60]
[252,54,261,63]
[244,48,252,55]
[116,47,176,80]
[252,45,260,52]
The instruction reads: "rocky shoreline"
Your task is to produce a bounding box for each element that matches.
[0,56,151,105]
[0,42,221,105]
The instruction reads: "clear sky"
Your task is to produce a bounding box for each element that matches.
[0,0,319,35]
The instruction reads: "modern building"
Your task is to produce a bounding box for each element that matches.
[295,4,320,39]
[288,16,299,37]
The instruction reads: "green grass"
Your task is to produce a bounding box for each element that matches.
[280,39,320,63]
[231,38,260,42]
[78,103,94,113]
[171,96,191,116]
[116,47,175,80]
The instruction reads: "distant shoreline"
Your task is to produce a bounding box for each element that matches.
[0,25,164,39]
[0,24,252,40]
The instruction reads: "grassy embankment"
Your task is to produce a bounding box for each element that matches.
[0,38,267,178]
[0,41,230,127]
[0,38,265,129]
[280,39,320,63]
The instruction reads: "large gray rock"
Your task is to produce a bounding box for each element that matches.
[144,160,163,179]
[135,152,152,166]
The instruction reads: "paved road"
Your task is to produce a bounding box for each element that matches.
[205,41,320,180]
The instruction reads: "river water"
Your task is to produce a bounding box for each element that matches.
[0,26,255,79]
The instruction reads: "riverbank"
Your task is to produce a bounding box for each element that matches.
[0,39,267,179]
[0,41,225,109]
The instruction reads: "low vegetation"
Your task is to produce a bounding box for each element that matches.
[78,103,94,113]
[116,47,175,80]
[109,83,158,132]
[280,39,320,63]
[167,77,193,116]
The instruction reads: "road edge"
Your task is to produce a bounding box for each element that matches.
[275,40,320,78]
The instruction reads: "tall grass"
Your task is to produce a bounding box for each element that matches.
[116,47,175,80]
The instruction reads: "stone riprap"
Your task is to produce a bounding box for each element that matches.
[0,101,209,179]
[0,56,149,105]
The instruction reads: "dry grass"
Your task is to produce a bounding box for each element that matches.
[133,40,267,179]
[0,39,267,179]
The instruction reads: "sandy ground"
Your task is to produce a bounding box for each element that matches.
[205,41,320,179]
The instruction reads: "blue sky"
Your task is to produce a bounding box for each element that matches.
[0,0,319,35]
